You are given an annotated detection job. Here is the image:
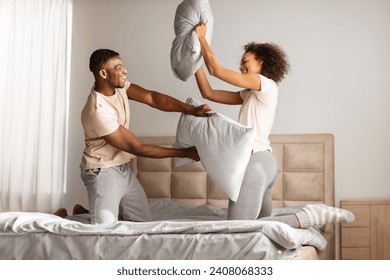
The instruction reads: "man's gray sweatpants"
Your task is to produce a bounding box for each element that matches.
[81,163,152,224]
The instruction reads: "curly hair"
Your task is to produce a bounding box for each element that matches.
[243,42,290,83]
[89,49,120,74]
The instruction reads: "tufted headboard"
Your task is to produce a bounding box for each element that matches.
[130,134,334,209]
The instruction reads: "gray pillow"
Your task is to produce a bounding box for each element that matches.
[170,0,214,81]
[175,97,254,202]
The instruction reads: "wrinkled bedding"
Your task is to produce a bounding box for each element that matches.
[0,200,327,260]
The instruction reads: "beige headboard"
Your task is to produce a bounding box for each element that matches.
[130,134,334,209]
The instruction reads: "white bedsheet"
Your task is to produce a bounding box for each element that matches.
[0,201,327,260]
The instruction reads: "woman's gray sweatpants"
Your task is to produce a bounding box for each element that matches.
[81,163,152,224]
[228,150,278,220]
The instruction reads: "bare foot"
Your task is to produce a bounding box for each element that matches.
[73,204,89,215]
[54,208,68,218]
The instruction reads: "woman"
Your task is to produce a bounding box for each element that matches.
[194,23,354,228]
[194,22,289,221]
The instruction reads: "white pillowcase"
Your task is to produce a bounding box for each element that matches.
[175,97,254,202]
[170,0,214,81]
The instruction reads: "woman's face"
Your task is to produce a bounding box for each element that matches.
[239,52,262,75]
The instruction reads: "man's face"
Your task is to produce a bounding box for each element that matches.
[103,56,127,88]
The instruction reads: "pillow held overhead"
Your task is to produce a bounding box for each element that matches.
[175,97,254,202]
[170,0,214,81]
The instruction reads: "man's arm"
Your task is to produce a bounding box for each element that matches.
[103,125,199,161]
[126,83,211,116]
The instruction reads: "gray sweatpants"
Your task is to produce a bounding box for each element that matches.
[228,150,278,220]
[81,163,152,224]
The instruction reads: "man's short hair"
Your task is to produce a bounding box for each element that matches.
[89,49,120,74]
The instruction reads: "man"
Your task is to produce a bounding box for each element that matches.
[62,49,210,224]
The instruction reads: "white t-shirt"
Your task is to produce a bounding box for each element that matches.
[238,74,278,153]
[80,81,134,169]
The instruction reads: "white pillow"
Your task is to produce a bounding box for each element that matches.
[170,0,214,81]
[175,97,254,202]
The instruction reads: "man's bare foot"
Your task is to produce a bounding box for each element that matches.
[73,204,89,215]
[54,208,68,218]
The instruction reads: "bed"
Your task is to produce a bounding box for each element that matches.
[0,134,335,260]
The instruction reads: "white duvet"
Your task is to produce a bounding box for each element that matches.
[0,200,327,260]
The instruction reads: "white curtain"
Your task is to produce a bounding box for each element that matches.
[0,0,73,212]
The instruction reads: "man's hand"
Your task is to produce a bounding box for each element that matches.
[192,103,212,117]
[185,146,200,162]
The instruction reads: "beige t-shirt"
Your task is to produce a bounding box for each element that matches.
[80,81,134,169]
[238,74,278,153]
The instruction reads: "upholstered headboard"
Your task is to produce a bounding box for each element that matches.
[130,134,334,210]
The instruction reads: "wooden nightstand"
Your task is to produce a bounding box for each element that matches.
[340,200,390,260]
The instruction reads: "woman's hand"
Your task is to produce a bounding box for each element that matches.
[194,22,207,40]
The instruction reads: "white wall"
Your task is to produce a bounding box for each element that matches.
[68,0,390,227]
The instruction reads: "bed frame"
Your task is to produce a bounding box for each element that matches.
[133,134,335,259]
[0,134,335,260]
